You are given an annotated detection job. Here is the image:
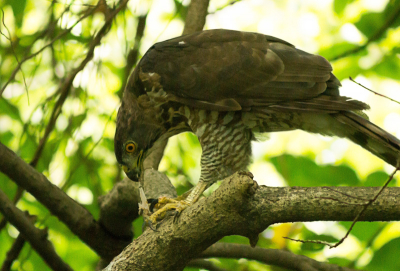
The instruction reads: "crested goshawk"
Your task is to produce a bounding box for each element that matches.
[114,29,400,223]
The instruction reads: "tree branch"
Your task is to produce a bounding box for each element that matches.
[182,0,210,35]
[98,170,176,238]
[1,234,26,271]
[0,189,73,271]
[104,172,400,271]
[201,243,360,271]
[0,142,129,261]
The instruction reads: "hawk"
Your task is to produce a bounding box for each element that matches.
[114,29,400,223]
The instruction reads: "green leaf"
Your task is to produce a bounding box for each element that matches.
[0,98,23,122]
[6,0,27,28]
[339,221,384,242]
[354,0,400,39]
[366,237,400,271]
[269,154,361,186]
[371,51,400,80]
[364,171,395,187]
[320,42,358,61]
[328,257,352,266]
[333,0,355,15]
[0,131,14,145]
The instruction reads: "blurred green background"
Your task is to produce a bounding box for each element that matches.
[1,0,400,270]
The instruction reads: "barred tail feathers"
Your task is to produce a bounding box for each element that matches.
[332,112,400,168]
[300,111,400,167]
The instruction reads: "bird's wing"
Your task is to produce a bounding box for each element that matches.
[136,29,367,112]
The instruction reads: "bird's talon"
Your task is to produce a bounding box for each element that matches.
[142,217,159,232]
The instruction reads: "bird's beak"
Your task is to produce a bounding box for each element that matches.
[122,150,144,181]
[122,166,140,181]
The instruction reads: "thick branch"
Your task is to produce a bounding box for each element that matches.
[0,189,73,271]
[0,142,129,260]
[201,243,359,271]
[105,172,400,270]
[182,0,210,35]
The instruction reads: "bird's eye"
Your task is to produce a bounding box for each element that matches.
[125,142,136,153]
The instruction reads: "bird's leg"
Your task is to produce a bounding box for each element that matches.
[147,180,210,225]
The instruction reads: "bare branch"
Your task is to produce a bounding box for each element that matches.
[0,142,129,261]
[285,167,398,248]
[1,234,26,271]
[350,77,400,106]
[0,8,29,102]
[200,243,360,271]
[182,0,210,35]
[0,189,73,271]
[0,1,131,261]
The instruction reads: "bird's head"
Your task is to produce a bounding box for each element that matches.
[114,99,163,181]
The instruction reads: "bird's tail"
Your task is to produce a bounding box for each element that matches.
[331,112,400,168]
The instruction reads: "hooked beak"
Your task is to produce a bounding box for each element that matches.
[122,150,144,181]
[122,165,141,181]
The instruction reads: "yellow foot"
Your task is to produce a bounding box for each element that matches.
[145,197,190,229]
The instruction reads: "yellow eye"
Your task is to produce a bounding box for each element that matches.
[125,142,136,153]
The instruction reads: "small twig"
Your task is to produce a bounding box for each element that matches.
[349,77,400,106]
[0,6,93,96]
[1,234,25,271]
[347,223,386,268]
[0,9,29,102]
[117,14,147,99]
[30,0,127,168]
[0,189,73,271]
[201,243,360,271]
[60,109,116,190]
[1,212,35,271]
[285,167,398,248]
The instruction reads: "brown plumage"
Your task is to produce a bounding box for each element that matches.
[114,29,400,222]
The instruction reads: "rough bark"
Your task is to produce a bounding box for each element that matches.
[104,172,400,270]
[182,0,210,35]
[0,142,129,261]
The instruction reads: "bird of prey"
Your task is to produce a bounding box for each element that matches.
[114,29,400,224]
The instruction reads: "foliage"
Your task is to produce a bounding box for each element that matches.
[1,0,400,270]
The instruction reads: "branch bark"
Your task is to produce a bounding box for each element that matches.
[0,142,129,261]
[201,243,360,271]
[1,233,26,271]
[0,189,73,271]
[98,170,176,238]
[104,172,400,270]
[183,0,210,35]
